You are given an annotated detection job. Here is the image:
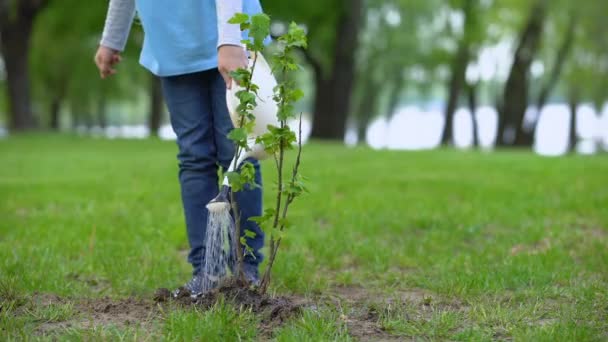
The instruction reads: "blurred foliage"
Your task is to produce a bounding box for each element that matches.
[29,0,148,128]
[0,0,606,135]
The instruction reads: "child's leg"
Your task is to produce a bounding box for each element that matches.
[208,69,265,273]
[160,70,219,276]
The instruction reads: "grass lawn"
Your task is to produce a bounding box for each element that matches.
[1,134,607,341]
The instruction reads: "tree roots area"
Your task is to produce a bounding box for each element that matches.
[2,278,446,341]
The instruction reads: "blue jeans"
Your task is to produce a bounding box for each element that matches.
[160,68,264,276]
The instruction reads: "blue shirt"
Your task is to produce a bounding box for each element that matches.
[135,0,268,76]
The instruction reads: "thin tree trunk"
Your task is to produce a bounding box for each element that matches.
[385,74,404,119]
[49,97,61,130]
[355,81,380,144]
[1,19,35,131]
[83,108,93,129]
[495,93,508,146]
[148,75,163,137]
[0,0,48,132]
[568,89,578,153]
[503,0,548,147]
[523,12,577,151]
[536,14,577,111]
[441,43,469,146]
[97,96,107,129]
[309,0,363,140]
[441,0,474,146]
[467,82,479,147]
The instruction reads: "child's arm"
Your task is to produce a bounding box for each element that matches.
[100,0,136,52]
[95,0,135,78]
[216,0,243,48]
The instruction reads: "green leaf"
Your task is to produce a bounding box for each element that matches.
[236,90,256,106]
[226,171,244,192]
[291,88,305,102]
[228,13,249,25]
[243,120,256,135]
[249,13,271,50]
[244,229,257,238]
[249,208,276,225]
[239,161,258,188]
[278,22,307,49]
[227,127,248,144]
[277,104,295,121]
[230,69,251,86]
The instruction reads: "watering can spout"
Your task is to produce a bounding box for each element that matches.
[207,185,231,212]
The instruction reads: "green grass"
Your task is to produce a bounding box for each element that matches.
[1,134,607,340]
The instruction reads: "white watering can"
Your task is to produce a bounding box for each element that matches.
[207,52,278,211]
[225,52,279,171]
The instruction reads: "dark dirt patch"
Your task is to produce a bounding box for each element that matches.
[325,285,468,341]
[30,293,160,335]
[329,285,432,306]
[24,284,450,341]
[340,308,406,342]
[75,296,158,329]
[155,279,306,333]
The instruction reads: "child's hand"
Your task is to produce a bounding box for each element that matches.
[94,45,122,79]
[218,45,248,89]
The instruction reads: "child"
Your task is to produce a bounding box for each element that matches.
[94,0,266,296]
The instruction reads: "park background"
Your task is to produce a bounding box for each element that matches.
[1,0,607,340]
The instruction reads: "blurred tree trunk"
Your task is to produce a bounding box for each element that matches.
[70,103,79,130]
[309,0,362,140]
[97,96,107,129]
[49,97,61,130]
[503,0,548,147]
[526,12,577,149]
[83,108,93,128]
[441,44,468,146]
[568,89,579,153]
[148,75,163,137]
[385,73,404,120]
[467,82,479,147]
[536,14,576,111]
[0,0,49,131]
[355,77,380,144]
[495,93,508,146]
[441,0,475,146]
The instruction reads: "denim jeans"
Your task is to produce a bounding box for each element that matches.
[160,68,264,276]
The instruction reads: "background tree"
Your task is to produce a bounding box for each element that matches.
[0,0,50,131]
[265,0,364,140]
[497,0,548,146]
[351,0,437,144]
[440,0,484,146]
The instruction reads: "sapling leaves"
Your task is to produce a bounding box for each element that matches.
[250,14,270,50]
[226,12,307,293]
[228,13,249,25]
[244,229,257,238]
[225,162,256,193]
[249,208,276,226]
[227,127,248,149]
